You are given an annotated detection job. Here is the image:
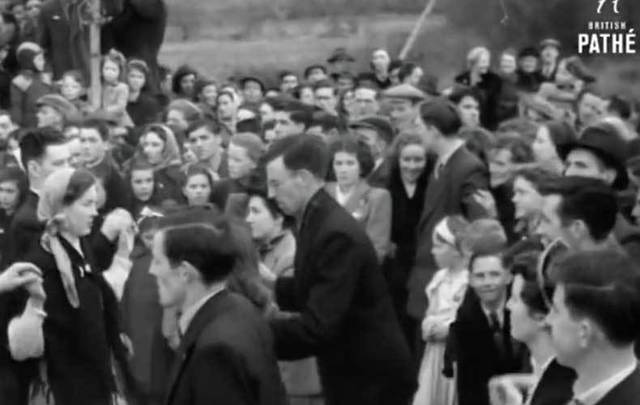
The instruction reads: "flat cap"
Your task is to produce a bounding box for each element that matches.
[349,115,394,144]
[381,83,426,103]
[420,100,462,136]
[540,38,561,49]
[36,94,80,122]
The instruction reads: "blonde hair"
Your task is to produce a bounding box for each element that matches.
[466,46,491,69]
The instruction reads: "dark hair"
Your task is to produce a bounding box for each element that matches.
[19,127,67,172]
[510,250,553,315]
[265,134,330,179]
[329,135,375,178]
[63,168,96,206]
[79,118,110,141]
[541,120,577,156]
[607,95,632,120]
[538,177,617,241]
[313,80,336,94]
[171,64,198,96]
[449,86,484,106]
[420,100,462,137]
[469,250,505,274]
[183,164,215,189]
[491,133,534,164]
[459,126,494,166]
[162,222,237,284]
[513,166,560,192]
[186,119,222,137]
[550,249,640,345]
[246,189,293,229]
[397,62,419,83]
[288,109,313,130]
[0,166,28,209]
[311,112,347,133]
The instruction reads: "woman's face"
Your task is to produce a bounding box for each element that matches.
[141,132,165,165]
[102,59,120,84]
[507,275,544,344]
[131,169,154,202]
[127,69,146,92]
[457,96,480,127]
[532,126,559,163]
[201,84,218,107]
[227,143,256,180]
[371,50,390,72]
[166,109,188,132]
[180,74,196,96]
[246,195,281,242]
[183,173,212,206]
[61,75,82,101]
[0,180,20,212]
[62,185,98,237]
[511,176,543,219]
[217,94,236,120]
[399,143,427,184]
[500,54,517,75]
[299,87,315,106]
[333,151,360,187]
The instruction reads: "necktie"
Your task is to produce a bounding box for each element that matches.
[489,311,507,361]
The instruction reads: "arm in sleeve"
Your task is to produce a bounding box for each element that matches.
[105,84,130,115]
[271,233,360,360]
[461,165,490,220]
[365,189,392,262]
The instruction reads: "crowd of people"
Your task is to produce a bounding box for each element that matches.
[0,1,639,404]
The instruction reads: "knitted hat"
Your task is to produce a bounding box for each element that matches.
[37,94,80,124]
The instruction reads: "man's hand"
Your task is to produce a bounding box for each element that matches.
[0,263,42,294]
[101,208,135,242]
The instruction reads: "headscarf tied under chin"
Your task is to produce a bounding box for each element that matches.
[37,168,82,308]
[136,124,182,171]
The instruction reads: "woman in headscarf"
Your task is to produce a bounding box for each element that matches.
[131,123,186,207]
[5,167,135,405]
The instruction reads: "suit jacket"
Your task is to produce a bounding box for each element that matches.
[528,359,576,405]
[408,146,489,319]
[449,290,529,405]
[325,180,392,261]
[165,290,287,405]
[454,70,503,130]
[272,189,414,405]
[594,366,640,405]
[367,159,392,189]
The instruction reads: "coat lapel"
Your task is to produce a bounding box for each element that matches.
[164,290,229,405]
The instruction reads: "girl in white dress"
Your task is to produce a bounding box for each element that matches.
[413,215,470,405]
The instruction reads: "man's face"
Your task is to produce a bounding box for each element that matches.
[470,255,511,308]
[545,285,584,368]
[30,143,70,182]
[488,148,514,188]
[577,93,606,128]
[0,114,15,141]
[512,176,543,219]
[274,111,304,139]
[266,156,304,216]
[37,105,63,129]
[500,54,517,75]
[280,74,298,93]
[538,194,571,246]
[243,81,263,104]
[149,233,187,308]
[315,87,337,115]
[189,126,220,163]
[166,109,188,133]
[457,96,480,128]
[353,88,379,119]
[387,100,417,129]
[519,56,538,74]
[564,149,615,186]
[79,127,106,165]
[541,46,559,64]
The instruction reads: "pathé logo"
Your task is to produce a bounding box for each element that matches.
[597,0,620,14]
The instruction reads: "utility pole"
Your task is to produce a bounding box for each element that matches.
[398,0,439,60]
[89,0,102,109]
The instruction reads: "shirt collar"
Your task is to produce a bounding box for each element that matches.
[178,283,226,335]
[481,296,506,326]
[573,361,637,405]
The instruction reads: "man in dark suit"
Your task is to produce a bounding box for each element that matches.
[408,100,489,352]
[149,220,287,405]
[450,250,528,405]
[265,135,415,405]
[546,250,640,405]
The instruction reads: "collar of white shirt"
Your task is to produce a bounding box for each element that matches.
[481,297,506,327]
[179,283,226,336]
[572,360,637,405]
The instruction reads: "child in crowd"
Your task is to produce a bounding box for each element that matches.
[182,164,214,207]
[101,48,134,127]
[128,161,158,220]
[10,41,51,127]
[413,215,471,405]
[60,69,91,114]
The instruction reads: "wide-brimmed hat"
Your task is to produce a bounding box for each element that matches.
[558,121,629,190]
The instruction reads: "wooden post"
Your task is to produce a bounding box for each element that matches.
[398,0,439,60]
[89,0,101,109]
